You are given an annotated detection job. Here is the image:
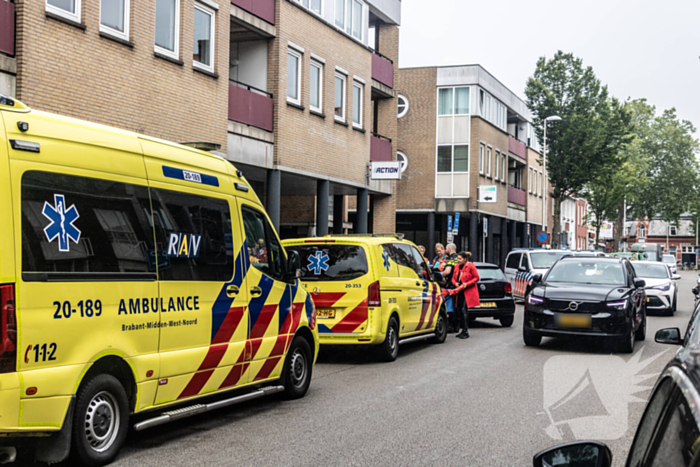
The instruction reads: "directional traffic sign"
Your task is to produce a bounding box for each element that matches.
[537,231,549,244]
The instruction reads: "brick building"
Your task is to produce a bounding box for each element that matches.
[612,216,698,266]
[395,64,554,267]
[0,0,401,236]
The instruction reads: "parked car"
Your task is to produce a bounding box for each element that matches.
[570,250,607,257]
[523,256,647,353]
[632,260,680,315]
[662,254,678,274]
[469,263,515,327]
[504,249,569,301]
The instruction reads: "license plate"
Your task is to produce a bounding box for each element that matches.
[647,297,650,302]
[480,302,497,308]
[556,314,592,328]
[316,309,336,319]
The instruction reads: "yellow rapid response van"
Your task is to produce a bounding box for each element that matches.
[0,96,318,466]
[282,235,446,362]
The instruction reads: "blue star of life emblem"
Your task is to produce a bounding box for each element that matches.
[382,250,391,271]
[307,251,330,275]
[42,194,81,252]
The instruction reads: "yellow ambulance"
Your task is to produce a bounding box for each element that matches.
[282,235,446,362]
[0,95,318,466]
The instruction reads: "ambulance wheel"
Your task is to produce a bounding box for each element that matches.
[430,311,448,344]
[377,317,399,362]
[281,336,313,400]
[71,374,129,467]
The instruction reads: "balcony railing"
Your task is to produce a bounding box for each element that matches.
[228,80,273,132]
[0,0,15,56]
[370,133,392,162]
[508,135,526,161]
[371,52,393,89]
[508,186,526,206]
[230,0,275,25]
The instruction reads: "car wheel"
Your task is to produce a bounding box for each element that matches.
[635,309,646,342]
[672,295,677,313]
[377,317,399,362]
[619,322,635,354]
[499,315,514,328]
[429,311,448,344]
[281,336,313,400]
[71,374,129,467]
[523,328,541,347]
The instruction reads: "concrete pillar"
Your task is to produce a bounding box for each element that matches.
[316,180,329,236]
[356,188,368,234]
[470,212,478,258]
[427,211,435,258]
[501,218,508,268]
[332,195,344,234]
[265,170,281,233]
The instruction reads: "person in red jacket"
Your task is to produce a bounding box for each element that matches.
[449,251,480,339]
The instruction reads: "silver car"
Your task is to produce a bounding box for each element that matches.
[632,260,680,315]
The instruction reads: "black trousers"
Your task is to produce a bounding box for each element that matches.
[455,293,469,333]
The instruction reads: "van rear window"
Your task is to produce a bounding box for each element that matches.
[286,245,368,281]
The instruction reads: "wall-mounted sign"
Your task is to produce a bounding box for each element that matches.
[478,185,497,203]
[370,161,402,180]
[453,213,460,235]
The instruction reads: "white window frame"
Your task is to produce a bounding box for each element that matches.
[486,147,492,177]
[154,0,181,60]
[193,2,216,73]
[479,144,484,175]
[398,94,409,118]
[495,150,500,182]
[295,0,322,16]
[528,168,533,193]
[310,60,323,113]
[352,81,363,128]
[501,154,506,181]
[335,0,364,41]
[539,171,543,197]
[46,0,81,23]
[287,48,302,105]
[99,0,129,41]
[397,151,408,173]
[670,225,677,236]
[334,72,347,122]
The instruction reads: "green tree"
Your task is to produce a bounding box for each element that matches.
[525,52,631,249]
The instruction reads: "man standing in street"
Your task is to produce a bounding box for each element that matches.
[442,243,459,332]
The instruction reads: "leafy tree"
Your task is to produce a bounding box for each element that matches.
[525,52,631,249]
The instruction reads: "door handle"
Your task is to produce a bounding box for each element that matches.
[250,286,263,296]
[416,282,422,287]
[226,285,239,297]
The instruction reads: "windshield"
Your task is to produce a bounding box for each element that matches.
[477,267,505,281]
[530,252,568,269]
[662,255,676,264]
[286,245,368,281]
[546,260,626,285]
[632,263,669,279]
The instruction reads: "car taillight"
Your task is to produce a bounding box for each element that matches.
[0,284,16,373]
[504,282,512,295]
[309,301,316,331]
[368,281,381,307]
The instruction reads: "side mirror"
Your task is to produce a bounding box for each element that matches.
[655,327,682,345]
[634,278,646,289]
[286,250,301,282]
[533,441,612,467]
[673,274,681,280]
[693,286,699,296]
[533,273,543,283]
[518,266,528,272]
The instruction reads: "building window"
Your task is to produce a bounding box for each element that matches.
[438,88,453,116]
[193,3,215,72]
[501,154,506,181]
[437,146,452,173]
[335,0,363,41]
[437,145,468,173]
[334,73,346,121]
[486,147,492,177]
[397,94,409,118]
[296,0,321,14]
[455,87,469,114]
[670,225,677,236]
[639,224,645,239]
[352,82,363,128]
[310,60,323,113]
[287,49,302,105]
[439,87,469,116]
[528,168,533,193]
[479,144,484,174]
[397,151,408,173]
[453,145,469,172]
[155,0,180,59]
[47,0,81,23]
[100,0,129,40]
[495,151,500,182]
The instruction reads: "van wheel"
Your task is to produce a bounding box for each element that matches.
[281,336,313,400]
[499,315,514,327]
[429,311,448,344]
[71,374,129,467]
[377,317,399,362]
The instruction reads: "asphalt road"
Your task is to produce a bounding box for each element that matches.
[49,272,700,466]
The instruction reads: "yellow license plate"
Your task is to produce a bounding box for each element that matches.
[316,309,336,319]
[647,297,650,302]
[557,314,592,328]
[480,302,497,308]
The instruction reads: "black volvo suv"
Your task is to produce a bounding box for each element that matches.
[523,256,647,353]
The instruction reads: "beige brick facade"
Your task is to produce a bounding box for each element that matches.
[469,118,509,215]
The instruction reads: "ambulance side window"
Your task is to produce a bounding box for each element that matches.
[241,207,285,280]
[150,188,233,281]
[21,171,156,281]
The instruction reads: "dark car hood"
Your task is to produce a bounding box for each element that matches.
[537,283,627,302]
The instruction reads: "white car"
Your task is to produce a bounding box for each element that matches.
[632,260,680,315]
[504,249,569,300]
[662,254,677,274]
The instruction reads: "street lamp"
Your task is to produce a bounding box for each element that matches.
[542,115,562,239]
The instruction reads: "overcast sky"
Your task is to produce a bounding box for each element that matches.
[399,0,700,130]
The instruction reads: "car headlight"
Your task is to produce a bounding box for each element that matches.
[606,300,627,310]
[651,283,671,291]
[529,295,544,305]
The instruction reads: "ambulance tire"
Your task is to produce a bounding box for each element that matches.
[429,311,448,344]
[281,336,313,400]
[377,317,399,362]
[71,374,129,467]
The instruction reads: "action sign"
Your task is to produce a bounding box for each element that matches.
[370,161,402,180]
[478,185,497,203]
[537,231,549,244]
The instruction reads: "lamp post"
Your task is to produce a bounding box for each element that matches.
[542,116,562,240]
